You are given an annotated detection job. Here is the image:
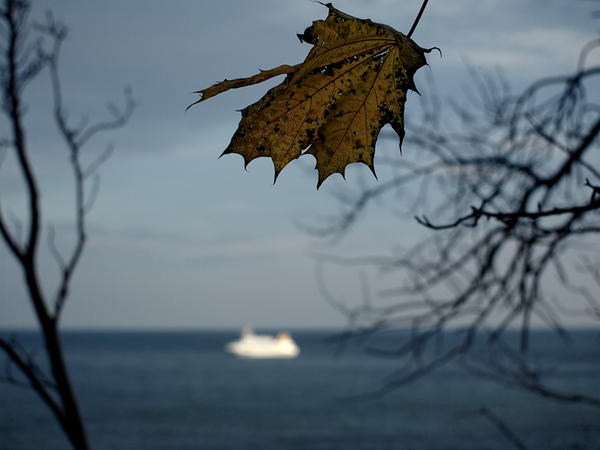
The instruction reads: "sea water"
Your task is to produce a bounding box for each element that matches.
[1,329,599,450]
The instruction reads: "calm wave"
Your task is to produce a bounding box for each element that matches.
[1,329,599,449]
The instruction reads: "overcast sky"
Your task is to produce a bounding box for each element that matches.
[1,0,598,330]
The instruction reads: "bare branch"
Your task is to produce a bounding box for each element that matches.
[83,173,101,214]
[83,142,114,178]
[2,0,41,260]
[1,2,133,448]
[75,87,135,147]
[458,407,528,450]
[313,27,600,411]
[0,136,8,164]
[0,198,22,259]
[47,224,66,270]
[39,10,133,320]
[0,338,66,427]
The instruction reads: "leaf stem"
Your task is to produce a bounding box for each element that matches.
[407,0,429,39]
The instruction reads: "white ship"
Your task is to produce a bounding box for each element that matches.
[225,326,300,359]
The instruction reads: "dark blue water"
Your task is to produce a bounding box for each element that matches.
[1,329,599,450]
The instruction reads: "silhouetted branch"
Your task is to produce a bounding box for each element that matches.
[0,337,66,428]
[458,407,528,450]
[417,183,600,229]
[83,143,114,179]
[0,1,133,448]
[0,197,22,258]
[47,225,66,269]
[460,341,600,407]
[312,30,600,413]
[34,10,135,320]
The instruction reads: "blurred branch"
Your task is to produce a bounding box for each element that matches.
[458,406,528,450]
[0,337,65,427]
[35,10,135,319]
[0,1,134,448]
[312,29,600,410]
[460,341,600,407]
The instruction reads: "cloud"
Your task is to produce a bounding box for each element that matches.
[505,28,591,64]
[4,0,596,330]
[451,27,592,79]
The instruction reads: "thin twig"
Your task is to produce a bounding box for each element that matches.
[458,407,528,450]
[0,338,67,429]
[407,0,429,39]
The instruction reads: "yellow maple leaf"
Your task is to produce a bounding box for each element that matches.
[190,3,434,187]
